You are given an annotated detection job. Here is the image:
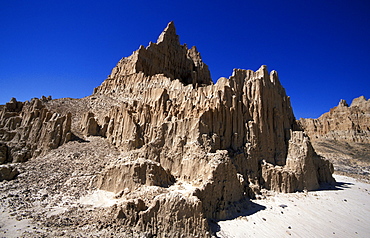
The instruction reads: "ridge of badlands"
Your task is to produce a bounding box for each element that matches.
[0,22,335,237]
[300,96,370,179]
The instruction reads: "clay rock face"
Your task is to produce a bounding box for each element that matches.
[89,22,335,232]
[0,97,72,163]
[97,158,175,193]
[0,22,336,237]
[110,192,210,237]
[0,142,8,164]
[299,96,370,176]
[80,112,109,137]
[94,21,212,97]
[138,192,209,237]
[262,131,335,192]
[299,96,370,143]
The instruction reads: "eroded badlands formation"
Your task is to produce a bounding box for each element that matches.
[300,96,370,178]
[0,22,335,237]
[300,96,370,143]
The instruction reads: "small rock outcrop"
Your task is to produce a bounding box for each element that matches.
[0,163,19,181]
[0,97,72,164]
[97,158,175,193]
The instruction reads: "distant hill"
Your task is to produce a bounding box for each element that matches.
[300,96,370,181]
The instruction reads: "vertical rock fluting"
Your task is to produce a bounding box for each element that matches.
[0,22,336,237]
[0,97,72,163]
[94,21,212,97]
[89,22,335,235]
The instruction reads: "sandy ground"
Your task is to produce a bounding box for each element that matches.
[0,211,33,238]
[1,167,369,237]
[215,174,370,238]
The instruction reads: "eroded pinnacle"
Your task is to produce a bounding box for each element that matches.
[157,21,179,44]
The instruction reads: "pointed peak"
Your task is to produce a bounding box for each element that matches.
[157,21,179,44]
[338,99,348,107]
[167,21,175,29]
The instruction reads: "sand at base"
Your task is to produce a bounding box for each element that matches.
[216,174,370,238]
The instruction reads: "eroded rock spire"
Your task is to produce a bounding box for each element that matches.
[0,22,337,237]
[94,21,212,94]
[157,21,179,44]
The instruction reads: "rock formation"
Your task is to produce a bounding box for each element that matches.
[0,97,72,164]
[94,21,212,95]
[0,22,335,237]
[0,163,19,181]
[299,96,370,177]
[300,96,370,143]
[90,21,335,233]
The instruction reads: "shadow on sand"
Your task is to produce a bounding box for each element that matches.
[209,180,354,236]
[70,134,90,143]
[316,180,354,191]
[208,200,266,237]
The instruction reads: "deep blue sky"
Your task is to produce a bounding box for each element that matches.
[1,0,369,119]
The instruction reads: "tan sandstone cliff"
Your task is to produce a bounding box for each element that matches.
[90,22,335,235]
[299,96,370,143]
[0,97,73,182]
[0,22,335,237]
[300,96,370,177]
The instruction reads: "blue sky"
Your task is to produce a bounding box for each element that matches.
[1,0,369,119]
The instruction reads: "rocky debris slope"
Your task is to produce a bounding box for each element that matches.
[0,22,335,237]
[299,96,370,179]
[0,137,149,237]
